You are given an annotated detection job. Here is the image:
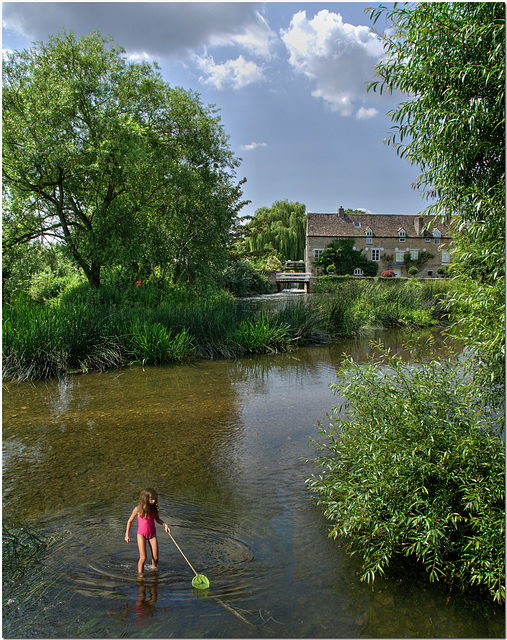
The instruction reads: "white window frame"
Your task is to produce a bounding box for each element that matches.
[410,249,419,260]
[354,268,363,276]
[441,250,451,264]
[395,249,405,262]
[365,228,373,244]
[398,229,406,242]
[371,248,381,262]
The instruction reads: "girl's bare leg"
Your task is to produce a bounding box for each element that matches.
[148,536,159,568]
[137,534,147,574]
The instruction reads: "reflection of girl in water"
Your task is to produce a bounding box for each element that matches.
[135,575,158,628]
[125,488,170,575]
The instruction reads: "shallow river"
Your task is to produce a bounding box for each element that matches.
[2,326,504,638]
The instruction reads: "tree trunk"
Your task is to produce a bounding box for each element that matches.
[84,263,101,289]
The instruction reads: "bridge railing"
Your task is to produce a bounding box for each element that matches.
[275,272,312,281]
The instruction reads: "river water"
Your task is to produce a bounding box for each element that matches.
[2,321,504,638]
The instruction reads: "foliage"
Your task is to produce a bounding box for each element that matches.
[368,2,505,390]
[125,322,194,365]
[237,200,306,264]
[226,315,294,355]
[3,30,246,289]
[3,523,55,581]
[403,249,434,273]
[314,238,378,277]
[315,277,452,334]
[2,239,85,302]
[307,343,505,603]
[222,259,272,296]
[2,288,312,380]
[274,301,327,344]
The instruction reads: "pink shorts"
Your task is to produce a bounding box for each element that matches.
[137,514,156,539]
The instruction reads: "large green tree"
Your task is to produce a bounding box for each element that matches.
[239,200,306,264]
[3,31,246,288]
[369,2,505,389]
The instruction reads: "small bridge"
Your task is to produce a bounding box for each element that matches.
[275,271,312,293]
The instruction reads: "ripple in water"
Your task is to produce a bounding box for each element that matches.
[50,524,256,602]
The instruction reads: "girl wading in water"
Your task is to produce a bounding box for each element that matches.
[125,488,170,575]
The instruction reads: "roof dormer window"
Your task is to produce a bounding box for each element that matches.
[365,228,373,244]
[398,229,406,242]
[353,221,361,228]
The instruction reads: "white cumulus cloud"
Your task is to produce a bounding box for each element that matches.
[356,106,378,120]
[194,54,265,90]
[208,11,276,60]
[281,10,385,117]
[240,142,268,151]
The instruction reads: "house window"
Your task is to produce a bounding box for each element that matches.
[441,250,451,263]
[434,238,440,245]
[410,249,418,260]
[365,228,373,244]
[395,249,405,262]
[433,229,441,245]
[354,268,363,276]
[314,249,324,261]
[425,237,431,242]
[371,249,381,261]
[427,270,433,277]
[353,221,361,228]
[398,229,406,242]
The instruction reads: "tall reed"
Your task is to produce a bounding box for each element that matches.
[315,277,453,335]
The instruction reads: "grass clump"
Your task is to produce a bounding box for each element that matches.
[3,522,55,581]
[315,277,452,336]
[226,314,294,354]
[307,341,505,603]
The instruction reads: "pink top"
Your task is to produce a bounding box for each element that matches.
[137,513,156,539]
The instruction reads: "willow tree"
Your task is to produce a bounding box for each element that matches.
[240,200,306,264]
[369,2,505,390]
[3,31,246,288]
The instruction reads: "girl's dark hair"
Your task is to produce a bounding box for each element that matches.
[139,487,159,519]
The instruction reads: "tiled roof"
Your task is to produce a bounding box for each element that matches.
[306,213,452,238]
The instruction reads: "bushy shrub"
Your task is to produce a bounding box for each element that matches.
[307,343,505,603]
[222,260,272,296]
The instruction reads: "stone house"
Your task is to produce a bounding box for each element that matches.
[305,206,453,278]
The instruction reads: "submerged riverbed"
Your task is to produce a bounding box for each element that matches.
[3,329,504,638]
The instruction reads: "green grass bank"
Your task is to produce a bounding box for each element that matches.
[3,277,455,382]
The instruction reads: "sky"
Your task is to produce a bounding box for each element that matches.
[2,1,428,219]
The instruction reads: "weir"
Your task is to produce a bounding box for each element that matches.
[275,261,312,292]
[274,271,312,292]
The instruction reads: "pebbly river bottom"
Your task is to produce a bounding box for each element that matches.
[2,331,504,638]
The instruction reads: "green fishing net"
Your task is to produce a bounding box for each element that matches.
[192,574,210,589]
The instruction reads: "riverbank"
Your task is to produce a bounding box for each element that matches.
[2,278,454,382]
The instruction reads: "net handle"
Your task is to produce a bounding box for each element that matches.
[167,531,198,577]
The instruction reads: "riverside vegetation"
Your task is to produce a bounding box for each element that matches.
[3,273,453,382]
[307,1,505,608]
[307,343,505,604]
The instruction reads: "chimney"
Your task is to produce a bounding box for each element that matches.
[414,216,425,235]
[338,206,345,218]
